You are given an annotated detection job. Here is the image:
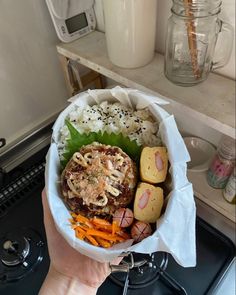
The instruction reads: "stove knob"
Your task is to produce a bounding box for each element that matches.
[3,240,16,253]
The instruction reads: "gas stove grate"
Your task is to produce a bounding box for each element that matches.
[0,162,45,217]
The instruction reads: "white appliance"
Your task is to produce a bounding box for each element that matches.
[46,0,96,42]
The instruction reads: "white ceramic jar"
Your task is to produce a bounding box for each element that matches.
[103,0,157,69]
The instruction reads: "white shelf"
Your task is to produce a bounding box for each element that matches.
[57,31,235,139]
[188,170,235,223]
[56,31,236,223]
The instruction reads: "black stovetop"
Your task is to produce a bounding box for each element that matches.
[0,147,235,295]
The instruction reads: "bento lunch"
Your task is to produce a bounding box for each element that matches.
[58,101,168,248]
[46,88,196,267]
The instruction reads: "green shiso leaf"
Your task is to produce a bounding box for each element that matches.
[61,120,142,168]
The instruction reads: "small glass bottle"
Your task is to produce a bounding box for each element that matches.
[207,136,235,189]
[223,168,236,204]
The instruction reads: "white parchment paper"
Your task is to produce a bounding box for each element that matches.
[45,87,196,267]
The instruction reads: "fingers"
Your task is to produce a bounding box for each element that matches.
[41,188,57,242]
[42,188,54,225]
[41,188,49,213]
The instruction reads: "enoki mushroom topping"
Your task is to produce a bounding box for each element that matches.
[65,149,130,207]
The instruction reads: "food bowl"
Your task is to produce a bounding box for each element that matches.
[45,87,196,267]
[183,137,216,172]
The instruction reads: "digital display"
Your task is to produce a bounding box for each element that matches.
[65,12,88,34]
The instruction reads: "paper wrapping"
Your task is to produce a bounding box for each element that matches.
[45,87,196,267]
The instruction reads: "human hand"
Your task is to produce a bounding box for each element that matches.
[40,189,121,294]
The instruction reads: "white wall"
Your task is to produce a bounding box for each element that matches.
[0,0,68,150]
[95,0,236,80]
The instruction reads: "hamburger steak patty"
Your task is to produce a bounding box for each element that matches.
[61,142,137,217]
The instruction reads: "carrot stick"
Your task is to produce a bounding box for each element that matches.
[85,235,99,246]
[75,229,85,240]
[95,226,112,232]
[70,212,78,219]
[75,226,87,234]
[75,214,90,223]
[92,217,117,233]
[76,227,99,246]
[71,224,78,229]
[68,218,75,224]
[112,221,120,236]
[86,229,124,242]
[92,218,111,226]
[75,224,91,231]
[75,215,93,228]
[95,237,112,248]
[69,213,128,247]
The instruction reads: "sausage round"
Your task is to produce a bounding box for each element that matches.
[131,221,152,242]
[113,208,134,227]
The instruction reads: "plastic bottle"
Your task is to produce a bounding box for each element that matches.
[223,168,236,204]
[207,136,235,189]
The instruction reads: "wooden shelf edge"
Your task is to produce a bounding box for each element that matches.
[59,45,235,138]
[194,192,235,223]
[188,171,236,223]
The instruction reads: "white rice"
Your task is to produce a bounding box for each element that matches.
[58,101,161,158]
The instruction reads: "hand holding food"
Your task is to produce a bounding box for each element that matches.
[41,190,118,291]
[57,101,169,248]
[46,90,195,267]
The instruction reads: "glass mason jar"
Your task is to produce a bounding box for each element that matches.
[207,136,235,189]
[164,0,233,86]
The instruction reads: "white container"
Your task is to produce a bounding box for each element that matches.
[103,0,157,69]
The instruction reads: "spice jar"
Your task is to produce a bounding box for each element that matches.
[164,0,233,86]
[207,136,235,189]
[223,167,236,204]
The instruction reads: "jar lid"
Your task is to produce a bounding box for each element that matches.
[218,136,236,160]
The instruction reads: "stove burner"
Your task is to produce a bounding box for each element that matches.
[110,252,168,289]
[2,237,30,266]
[0,228,45,283]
